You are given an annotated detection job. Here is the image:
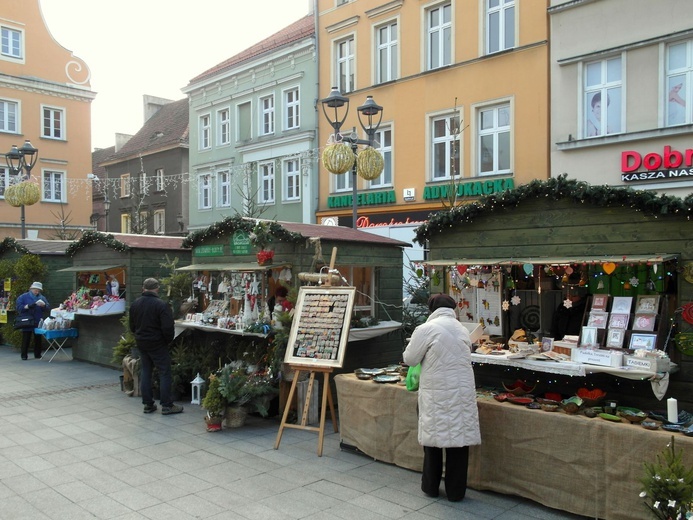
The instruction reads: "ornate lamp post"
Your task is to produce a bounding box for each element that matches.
[320,88,384,229]
[4,140,39,239]
[90,198,111,231]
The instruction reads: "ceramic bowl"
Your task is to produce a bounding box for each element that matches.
[641,420,660,430]
[541,403,559,412]
[502,380,537,397]
[561,396,584,414]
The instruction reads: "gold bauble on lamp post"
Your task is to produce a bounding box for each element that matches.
[4,140,39,239]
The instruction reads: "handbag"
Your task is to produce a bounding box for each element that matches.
[405,363,421,391]
[13,315,35,330]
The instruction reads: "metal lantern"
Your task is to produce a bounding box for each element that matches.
[190,373,205,405]
[356,147,384,180]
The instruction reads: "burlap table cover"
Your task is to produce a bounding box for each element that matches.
[335,373,693,520]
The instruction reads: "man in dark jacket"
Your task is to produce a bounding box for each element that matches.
[129,278,182,415]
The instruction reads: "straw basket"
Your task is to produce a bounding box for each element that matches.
[224,405,248,428]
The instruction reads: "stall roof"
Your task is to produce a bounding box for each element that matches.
[107,233,188,250]
[278,221,411,248]
[16,239,72,255]
[176,262,291,272]
[58,264,125,272]
[424,254,678,267]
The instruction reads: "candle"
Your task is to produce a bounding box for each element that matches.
[668,397,678,423]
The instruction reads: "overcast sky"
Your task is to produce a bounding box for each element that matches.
[39,0,311,150]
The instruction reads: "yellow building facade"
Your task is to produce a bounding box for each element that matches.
[0,0,95,239]
[316,0,549,232]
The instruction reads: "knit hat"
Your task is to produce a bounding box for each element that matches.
[30,281,43,291]
[143,278,160,290]
[428,294,456,312]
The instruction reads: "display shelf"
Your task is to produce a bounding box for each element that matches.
[174,320,268,338]
[75,300,125,316]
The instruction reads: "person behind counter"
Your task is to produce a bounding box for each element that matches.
[402,293,481,502]
[16,281,50,360]
[551,287,588,341]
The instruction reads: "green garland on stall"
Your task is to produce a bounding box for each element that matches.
[181,215,304,249]
[414,174,693,245]
[0,237,30,256]
[65,230,131,257]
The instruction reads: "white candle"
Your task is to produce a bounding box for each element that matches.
[667,397,678,423]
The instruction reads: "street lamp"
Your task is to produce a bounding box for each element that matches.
[90,198,110,231]
[4,140,39,239]
[321,88,384,229]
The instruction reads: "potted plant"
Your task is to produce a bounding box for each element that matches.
[201,374,225,432]
[216,363,279,427]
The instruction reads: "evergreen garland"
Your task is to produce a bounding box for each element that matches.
[181,215,304,249]
[0,237,30,256]
[65,230,131,257]
[414,174,693,245]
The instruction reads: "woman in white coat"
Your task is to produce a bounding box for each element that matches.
[403,293,481,501]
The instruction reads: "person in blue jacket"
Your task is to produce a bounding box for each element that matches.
[16,281,50,360]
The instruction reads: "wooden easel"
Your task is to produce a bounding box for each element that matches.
[274,363,338,456]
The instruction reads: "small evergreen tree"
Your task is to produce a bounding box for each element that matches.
[641,436,693,519]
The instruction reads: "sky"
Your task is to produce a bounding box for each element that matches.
[39,0,311,150]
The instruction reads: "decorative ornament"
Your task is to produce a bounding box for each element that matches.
[683,262,693,284]
[653,264,658,274]
[602,262,616,275]
[523,263,533,276]
[511,295,521,306]
[562,274,569,283]
[623,281,631,290]
[565,266,573,275]
[456,265,468,275]
[682,303,693,326]
[322,142,355,174]
[356,147,384,180]
[629,277,639,287]
[506,278,515,289]
[502,300,510,311]
[563,298,573,309]
[597,279,604,290]
[4,181,40,207]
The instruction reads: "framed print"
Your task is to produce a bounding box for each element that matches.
[629,333,658,351]
[611,296,633,314]
[587,311,609,329]
[608,313,630,330]
[635,295,660,314]
[633,313,656,331]
[541,337,554,352]
[580,326,599,347]
[591,294,609,311]
[606,328,625,348]
[284,286,356,368]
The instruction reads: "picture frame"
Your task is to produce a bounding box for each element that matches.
[606,328,625,348]
[541,337,554,352]
[580,326,599,347]
[629,333,657,351]
[608,313,630,330]
[633,313,656,331]
[587,311,609,329]
[611,296,633,314]
[591,294,609,311]
[635,295,660,314]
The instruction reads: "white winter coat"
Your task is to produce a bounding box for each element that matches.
[403,307,481,448]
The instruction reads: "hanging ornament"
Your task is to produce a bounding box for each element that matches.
[456,265,468,275]
[646,278,656,291]
[623,281,631,290]
[502,300,510,311]
[565,266,573,275]
[653,264,658,274]
[682,303,693,325]
[511,295,521,306]
[562,273,569,283]
[523,263,533,276]
[602,262,616,275]
[506,277,515,289]
[629,277,639,287]
[563,298,573,309]
[597,279,604,290]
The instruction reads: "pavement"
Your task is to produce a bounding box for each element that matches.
[0,344,591,520]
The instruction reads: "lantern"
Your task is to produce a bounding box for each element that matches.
[190,373,205,405]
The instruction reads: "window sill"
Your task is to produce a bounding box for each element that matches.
[556,124,693,150]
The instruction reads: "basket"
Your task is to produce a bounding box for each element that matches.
[224,405,248,428]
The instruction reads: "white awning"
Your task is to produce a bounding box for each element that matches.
[175,262,291,272]
[424,254,677,267]
[57,264,125,272]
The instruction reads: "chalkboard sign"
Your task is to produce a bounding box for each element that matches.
[284,286,356,368]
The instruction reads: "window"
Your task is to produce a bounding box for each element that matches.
[199,174,212,209]
[120,174,131,198]
[284,88,300,130]
[139,171,148,196]
[283,158,300,201]
[260,95,275,135]
[137,211,148,234]
[0,166,8,198]
[584,56,622,137]
[155,168,165,191]
[431,114,460,180]
[486,0,515,54]
[42,106,64,140]
[237,102,251,141]
[370,127,392,188]
[217,108,230,145]
[199,114,211,149]
[335,265,374,313]
[336,37,355,93]
[335,166,353,192]
[478,104,511,176]
[153,209,165,234]
[426,3,452,70]
[121,214,131,234]
[258,161,275,204]
[666,40,693,126]
[42,170,64,202]
[1,27,21,59]
[376,22,398,84]
[0,99,18,133]
[218,170,231,207]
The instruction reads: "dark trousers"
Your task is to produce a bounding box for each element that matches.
[139,343,173,407]
[21,330,42,359]
[421,445,469,501]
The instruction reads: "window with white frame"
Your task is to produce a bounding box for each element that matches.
[218,170,231,207]
[199,114,211,149]
[336,37,355,93]
[153,209,165,234]
[42,170,64,202]
[369,126,392,188]
[121,214,131,234]
[258,161,275,204]
[0,166,8,198]
[1,26,21,59]
[283,158,300,201]
[486,0,515,54]
[199,174,212,209]
[478,103,511,176]
[431,114,460,180]
[120,173,131,198]
[376,21,398,84]
[284,88,300,130]
[217,108,230,145]
[666,40,693,126]
[0,99,18,133]
[155,168,165,191]
[334,166,353,192]
[139,171,148,196]
[137,212,148,234]
[426,3,452,71]
[260,95,275,135]
[584,56,622,138]
[42,106,64,140]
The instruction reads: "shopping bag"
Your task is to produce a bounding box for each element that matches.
[13,315,35,330]
[406,363,421,391]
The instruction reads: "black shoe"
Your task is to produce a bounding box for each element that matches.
[143,404,157,414]
[162,404,183,415]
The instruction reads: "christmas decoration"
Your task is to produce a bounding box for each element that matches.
[65,231,131,257]
[356,147,384,180]
[322,142,355,175]
[502,300,510,311]
[182,216,303,249]
[640,436,693,519]
[511,295,521,306]
[563,298,573,309]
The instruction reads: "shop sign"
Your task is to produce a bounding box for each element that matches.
[231,230,251,255]
[356,215,427,228]
[327,190,396,208]
[621,146,693,182]
[194,244,224,257]
[422,178,515,200]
